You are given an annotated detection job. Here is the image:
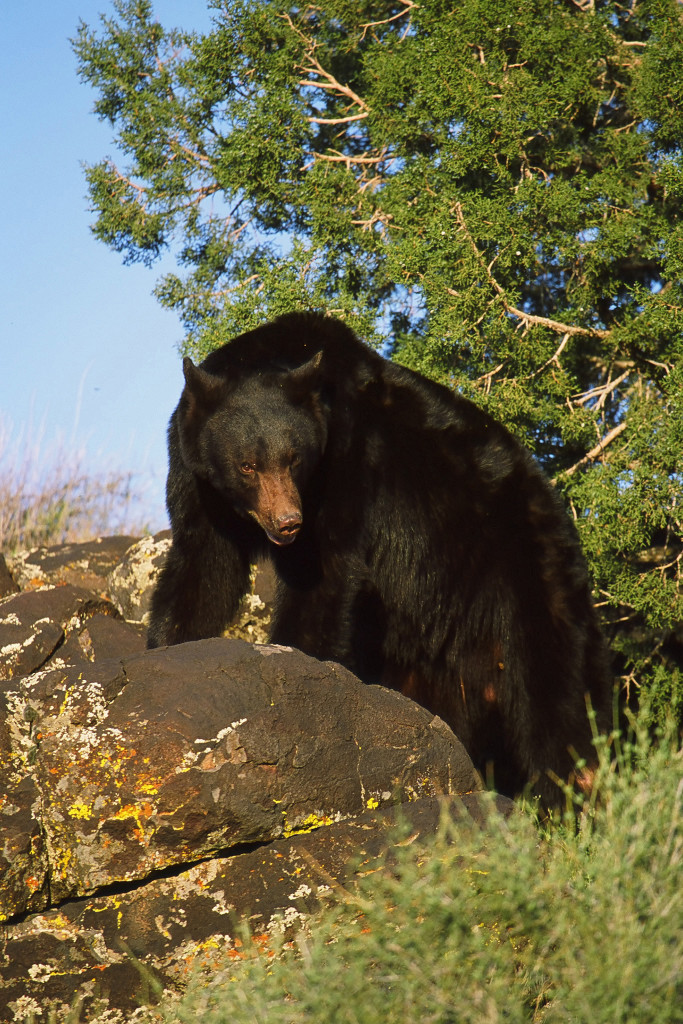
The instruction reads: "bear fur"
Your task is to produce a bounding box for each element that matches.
[148,311,612,806]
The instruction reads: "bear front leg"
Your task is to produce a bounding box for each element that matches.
[147,529,253,648]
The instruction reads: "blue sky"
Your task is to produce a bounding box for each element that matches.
[1,2,215,531]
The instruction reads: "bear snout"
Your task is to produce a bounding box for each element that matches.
[257,513,302,546]
[249,471,303,545]
[249,507,302,545]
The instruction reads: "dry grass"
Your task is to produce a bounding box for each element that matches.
[0,416,149,554]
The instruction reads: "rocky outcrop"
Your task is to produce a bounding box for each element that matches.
[0,535,509,1022]
[7,536,140,594]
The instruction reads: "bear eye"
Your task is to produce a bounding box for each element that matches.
[240,462,256,475]
[291,454,301,468]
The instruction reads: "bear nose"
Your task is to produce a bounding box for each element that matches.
[277,515,302,537]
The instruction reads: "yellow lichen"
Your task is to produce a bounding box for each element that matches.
[52,843,73,882]
[111,800,156,842]
[282,811,333,837]
[58,687,76,715]
[136,781,160,796]
[67,800,93,820]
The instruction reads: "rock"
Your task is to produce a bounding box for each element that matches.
[0,767,48,922]
[0,557,18,600]
[8,534,277,647]
[57,612,145,665]
[0,585,140,681]
[106,532,275,641]
[0,792,512,1021]
[1,638,480,921]
[106,531,171,624]
[223,560,276,644]
[6,537,139,595]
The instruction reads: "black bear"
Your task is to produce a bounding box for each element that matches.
[148,311,611,806]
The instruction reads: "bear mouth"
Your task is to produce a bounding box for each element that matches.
[264,528,299,546]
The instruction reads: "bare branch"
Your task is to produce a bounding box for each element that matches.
[113,171,146,196]
[527,332,571,379]
[284,12,374,131]
[473,363,506,395]
[644,358,672,374]
[287,11,368,110]
[308,112,369,126]
[573,369,631,409]
[360,0,418,41]
[298,79,345,92]
[168,138,212,169]
[298,73,369,113]
[209,274,261,299]
[312,148,390,167]
[351,209,393,232]
[561,421,628,478]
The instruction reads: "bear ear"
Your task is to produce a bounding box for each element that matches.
[284,351,324,399]
[182,357,226,409]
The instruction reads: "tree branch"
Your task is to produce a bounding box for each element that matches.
[351,209,393,232]
[284,12,374,131]
[285,10,369,112]
[308,112,369,125]
[451,201,610,340]
[360,0,417,40]
[312,148,390,167]
[527,332,571,379]
[560,421,628,478]
[573,369,631,409]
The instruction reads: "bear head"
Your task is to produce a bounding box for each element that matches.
[177,353,328,546]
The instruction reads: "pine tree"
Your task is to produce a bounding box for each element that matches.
[74,0,683,720]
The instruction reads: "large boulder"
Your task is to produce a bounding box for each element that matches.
[1,638,480,921]
[105,531,171,625]
[0,556,18,599]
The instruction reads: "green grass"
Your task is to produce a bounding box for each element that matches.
[157,719,683,1024]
